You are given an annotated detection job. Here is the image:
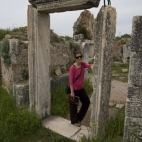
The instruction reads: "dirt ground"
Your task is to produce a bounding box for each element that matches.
[67,80,128,127]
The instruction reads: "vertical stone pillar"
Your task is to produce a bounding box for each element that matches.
[123,16,142,142]
[90,6,116,139]
[28,6,50,119]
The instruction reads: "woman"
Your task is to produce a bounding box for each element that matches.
[69,51,92,127]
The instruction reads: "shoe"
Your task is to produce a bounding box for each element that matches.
[78,121,81,125]
[73,122,81,127]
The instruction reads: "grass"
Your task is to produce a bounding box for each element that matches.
[0,79,75,142]
[112,63,129,82]
[112,63,129,77]
[80,108,125,142]
[51,85,69,118]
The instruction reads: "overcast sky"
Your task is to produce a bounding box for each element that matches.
[0,0,142,37]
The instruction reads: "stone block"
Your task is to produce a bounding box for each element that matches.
[42,116,81,139]
[115,104,124,109]
[131,16,142,52]
[13,82,29,106]
[73,35,78,41]
[125,86,142,118]
[29,0,100,13]
[123,116,142,142]
[123,45,131,59]
[122,69,128,73]
[109,102,115,107]
[55,66,62,76]
[129,53,142,87]
[79,34,84,41]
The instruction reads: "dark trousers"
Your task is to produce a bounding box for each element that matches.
[70,88,90,124]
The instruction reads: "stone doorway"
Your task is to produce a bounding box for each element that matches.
[28,0,116,139]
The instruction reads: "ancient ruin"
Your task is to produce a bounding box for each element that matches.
[90,5,116,138]
[123,16,142,142]
[28,0,101,120]
[0,0,120,140]
[29,0,100,13]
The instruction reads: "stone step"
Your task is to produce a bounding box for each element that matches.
[42,116,90,141]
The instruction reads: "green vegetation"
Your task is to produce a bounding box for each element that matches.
[112,63,129,82]
[75,25,88,39]
[51,85,69,118]
[80,109,125,142]
[50,32,60,43]
[0,79,75,142]
[0,38,11,66]
[89,59,94,64]
[0,27,27,41]
[60,35,72,41]
[114,34,131,41]
[0,28,10,41]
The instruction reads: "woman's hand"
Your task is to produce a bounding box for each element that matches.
[70,93,75,99]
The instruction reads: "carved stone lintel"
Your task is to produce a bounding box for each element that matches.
[28,0,100,13]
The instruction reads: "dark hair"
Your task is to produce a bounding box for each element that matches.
[74,51,83,58]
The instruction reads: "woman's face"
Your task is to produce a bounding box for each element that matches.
[75,53,83,63]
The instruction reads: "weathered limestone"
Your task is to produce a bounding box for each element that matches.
[90,6,116,139]
[124,16,142,142]
[73,10,95,40]
[122,45,135,64]
[1,39,28,92]
[28,6,50,119]
[29,0,100,13]
[13,82,29,106]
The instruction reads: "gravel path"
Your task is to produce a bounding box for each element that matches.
[110,80,128,104]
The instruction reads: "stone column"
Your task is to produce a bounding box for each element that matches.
[123,16,142,142]
[28,6,50,119]
[90,6,116,139]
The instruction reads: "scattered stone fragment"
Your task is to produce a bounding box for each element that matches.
[122,69,128,73]
[109,102,116,107]
[115,104,125,109]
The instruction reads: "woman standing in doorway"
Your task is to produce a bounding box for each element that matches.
[69,51,92,127]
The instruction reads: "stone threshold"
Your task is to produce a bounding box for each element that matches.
[42,115,90,141]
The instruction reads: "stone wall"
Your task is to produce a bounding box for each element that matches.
[1,39,28,90]
[123,16,142,142]
[90,5,116,139]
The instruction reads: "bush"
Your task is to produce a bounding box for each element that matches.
[75,25,88,39]
[0,28,10,41]
[0,38,11,66]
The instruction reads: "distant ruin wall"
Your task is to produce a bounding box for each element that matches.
[90,5,116,139]
[123,16,142,142]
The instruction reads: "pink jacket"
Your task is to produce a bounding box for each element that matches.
[69,62,91,90]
